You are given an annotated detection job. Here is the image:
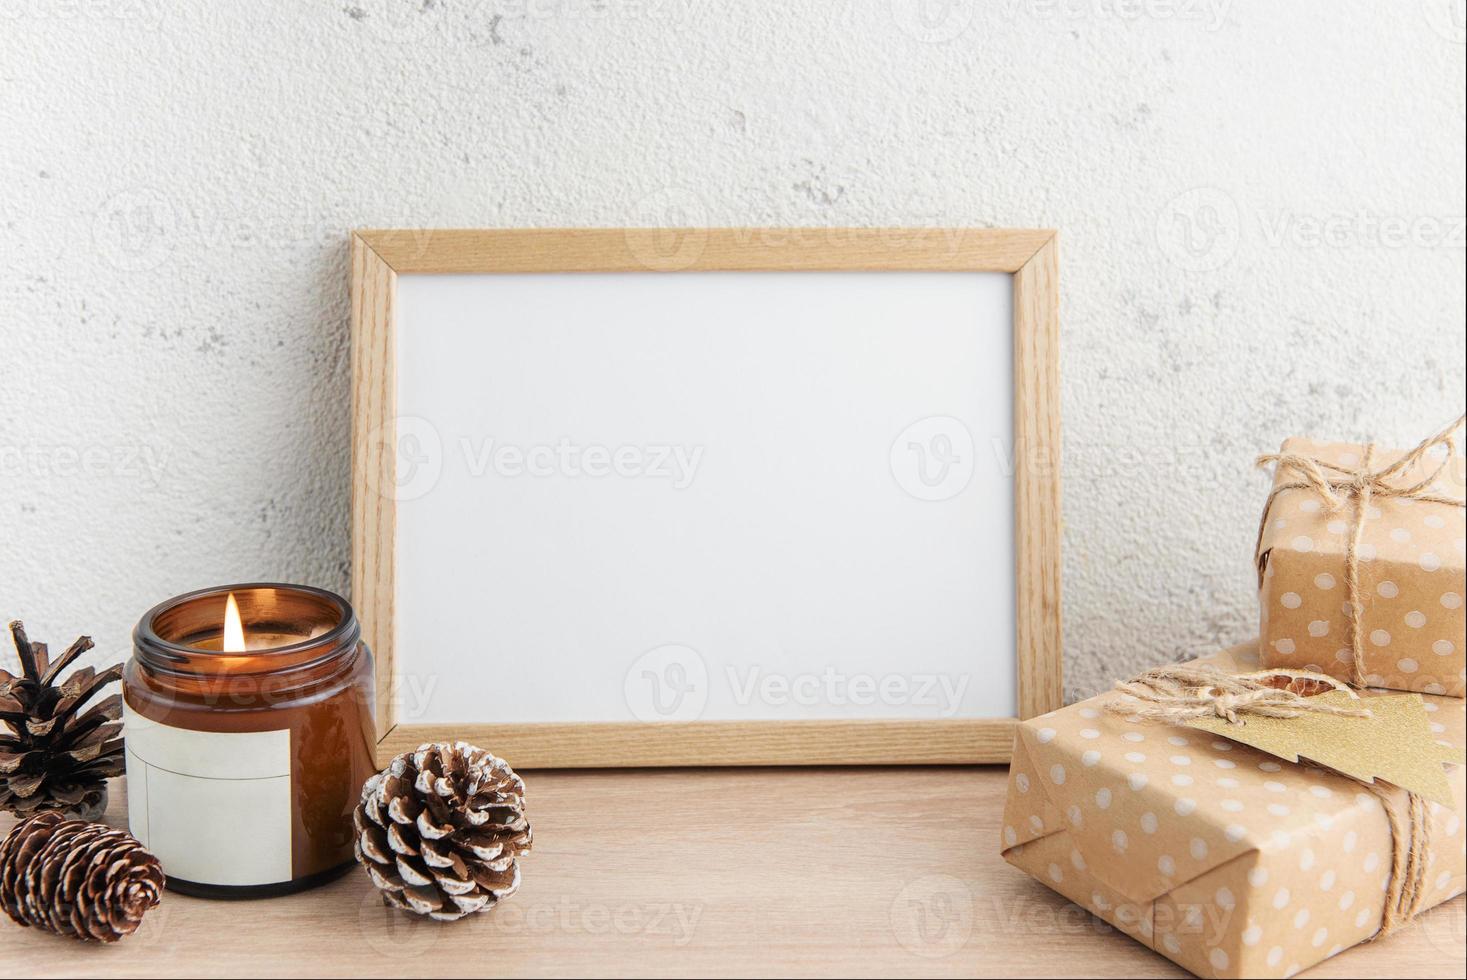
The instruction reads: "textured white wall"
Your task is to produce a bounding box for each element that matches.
[2,2,1464,700]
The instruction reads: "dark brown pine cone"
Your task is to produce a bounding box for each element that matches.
[0,811,164,942]
[1,621,125,820]
[354,741,531,921]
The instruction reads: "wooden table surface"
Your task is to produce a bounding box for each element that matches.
[3,769,1461,978]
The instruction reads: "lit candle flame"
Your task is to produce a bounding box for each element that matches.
[223,592,247,652]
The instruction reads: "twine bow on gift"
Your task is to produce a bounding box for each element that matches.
[1254,415,1467,686]
[1108,665,1431,938]
[1108,663,1370,724]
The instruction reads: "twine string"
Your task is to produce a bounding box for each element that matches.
[1108,664,1430,936]
[1107,663,1370,724]
[1362,782,1432,937]
[1253,415,1466,685]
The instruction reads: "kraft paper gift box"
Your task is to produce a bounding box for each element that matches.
[1000,641,1465,979]
[1256,426,1466,697]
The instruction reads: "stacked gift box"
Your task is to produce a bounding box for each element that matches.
[1256,432,1465,697]
[1002,421,1466,978]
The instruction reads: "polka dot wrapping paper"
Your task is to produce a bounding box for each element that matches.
[1000,642,1465,979]
[1258,436,1466,697]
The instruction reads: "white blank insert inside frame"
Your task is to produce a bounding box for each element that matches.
[393,271,1015,724]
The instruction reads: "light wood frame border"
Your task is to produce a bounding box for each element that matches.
[351,228,1061,767]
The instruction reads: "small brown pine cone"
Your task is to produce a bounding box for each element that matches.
[0,811,164,942]
[354,742,531,921]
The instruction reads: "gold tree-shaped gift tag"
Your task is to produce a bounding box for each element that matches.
[1182,683,1461,805]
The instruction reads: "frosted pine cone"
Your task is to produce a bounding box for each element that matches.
[353,742,531,921]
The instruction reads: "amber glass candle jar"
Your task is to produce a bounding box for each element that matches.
[124,584,376,897]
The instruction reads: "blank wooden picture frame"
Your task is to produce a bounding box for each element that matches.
[351,228,1060,767]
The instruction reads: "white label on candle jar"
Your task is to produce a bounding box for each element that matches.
[123,704,292,887]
